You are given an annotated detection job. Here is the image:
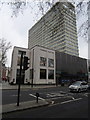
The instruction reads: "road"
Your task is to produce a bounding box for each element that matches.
[2,97,88,118]
[2,86,90,118]
[2,86,69,105]
[2,86,89,105]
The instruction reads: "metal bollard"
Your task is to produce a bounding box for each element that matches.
[36,92,39,103]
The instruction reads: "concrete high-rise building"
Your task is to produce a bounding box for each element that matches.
[28,2,79,57]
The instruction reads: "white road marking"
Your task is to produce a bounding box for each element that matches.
[67,96,75,100]
[12,94,21,97]
[84,93,88,97]
[60,98,82,104]
[51,101,55,104]
[47,93,64,97]
[29,94,45,101]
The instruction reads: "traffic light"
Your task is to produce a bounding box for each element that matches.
[23,56,29,70]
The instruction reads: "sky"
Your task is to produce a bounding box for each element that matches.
[0,0,88,67]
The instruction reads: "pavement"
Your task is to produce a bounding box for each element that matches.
[1,100,50,114]
[0,82,55,114]
[0,81,57,90]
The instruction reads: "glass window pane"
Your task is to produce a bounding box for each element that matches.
[18,50,26,55]
[16,69,20,76]
[48,59,54,68]
[40,69,46,79]
[48,70,54,79]
[17,56,21,66]
[30,69,33,79]
[40,57,47,66]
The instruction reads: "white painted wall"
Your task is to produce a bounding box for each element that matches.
[10,46,30,84]
[25,68,30,83]
[11,45,56,84]
[29,46,56,84]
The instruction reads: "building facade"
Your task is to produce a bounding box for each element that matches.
[28,2,79,57]
[0,50,2,82]
[0,61,1,82]
[10,46,87,85]
[10,46,30,84]
[10,46,56,84]
[88,59,90,82]
[55,51,88,84]
[25,45,56,85]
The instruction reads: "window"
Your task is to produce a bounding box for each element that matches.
[30,69,33,79]
[16,69,20,76]
[18,50,26,55]
[48,70,54,79]
[17,56,21,66]
[89,66,90,72]
[81,82,87,85]
[40,57,47,66]
[40,69,46,79]
[48,59,54,68]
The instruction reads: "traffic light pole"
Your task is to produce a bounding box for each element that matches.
[17,52,23,106]
[31,49,34,88]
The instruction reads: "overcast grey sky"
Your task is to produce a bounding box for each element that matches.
[0,0,88,67]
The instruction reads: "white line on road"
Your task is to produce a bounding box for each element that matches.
[60,98,82,104]
[29,94,45,101]
[11,94,21,97]
[67,96,75,100]
[84,93,88,97]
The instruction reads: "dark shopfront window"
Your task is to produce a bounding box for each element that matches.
[40,69,46,79]
[48,70,54,79]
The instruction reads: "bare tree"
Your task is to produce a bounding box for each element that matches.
[0,38,12,65]
[0,0,89,41]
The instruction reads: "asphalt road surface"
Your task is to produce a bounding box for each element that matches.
[2,86,90,118]
[2,86,90,105]
[2,97,88,118]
